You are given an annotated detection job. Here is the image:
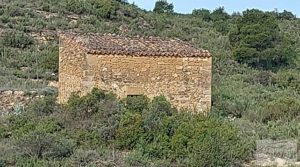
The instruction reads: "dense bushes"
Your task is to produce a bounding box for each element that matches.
[0,89,252,166]
[259,96,300,123]
[1,30,34,49]
[65,0,119,19]
[118,94,252,166]
[229,9,297,70]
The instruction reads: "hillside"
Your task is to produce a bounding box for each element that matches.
[1,0,300,166]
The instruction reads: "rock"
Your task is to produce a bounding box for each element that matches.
[20,67,30,72]
[14,91,25,96]
[3,91,13,95]
[48,81,58,88]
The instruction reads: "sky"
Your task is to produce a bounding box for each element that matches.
[127,0,300,16]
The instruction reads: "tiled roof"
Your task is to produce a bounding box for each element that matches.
[60,32,211,57]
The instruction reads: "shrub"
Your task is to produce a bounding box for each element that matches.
[17,131,55,158]
[40,45,59,73]
[65,0,119,19]
[246,70,275,86]
[125,95,149,112]
[16,129,75,159]
[69,149,100,166]
[1,30,34,49]
[0,125,6,139]
[67,88,106,116]
[273,69,300,91]
[66,88,122,144]
[117,95,251,166]
[116,111,143,149]
[50,138,76,159]
[0,159,6,167]
[259,97,300,123]
[4,6,25,17]
[65,0,92,15]
[149,96,173,114]
[125,151,151,167]
[35,118,63,134]
[93,0,119,19]
[26,96,58,117]
[13,157,69,166]
[170,115,251,166]
[0,14,9,23]
[8,113,34,138]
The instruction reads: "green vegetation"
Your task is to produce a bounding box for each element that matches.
[0,0,300,166]
[153,0,174,14]
[0,89,252,166]
[229,9,296,70]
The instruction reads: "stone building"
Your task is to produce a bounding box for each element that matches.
[59,32,212,113]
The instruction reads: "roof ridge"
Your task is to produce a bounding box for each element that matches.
[60,32,211,58]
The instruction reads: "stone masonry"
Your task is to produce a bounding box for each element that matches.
[59,32,212,113]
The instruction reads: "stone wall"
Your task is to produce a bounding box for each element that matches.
[59,38,212,113]
[59,35,87,103]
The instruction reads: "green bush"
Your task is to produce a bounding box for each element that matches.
[69,149,101,167]
[66,88,121,144]
[245,70,275,86]
[1,89,252,166]
[8,113,34,138]
[125,95,149,112]
[13,123,74,159]
[0,125,6,139]
[26,96,58,117]
[116,96,251,166]
[13,157,69,167]
[65,0,119,19]
[172,115,251,166]
[259,97,300,123]
[0,14,10,23]
[67,88,106,115]
[149,96,173,114]
[17,131,55,158]
[273,69,300,91]
[125,151,152,167]
[40,45,59,73]
[2,30,34,49]
[116,111,143,149]
[50,137,76,159]
[0,160,6,167]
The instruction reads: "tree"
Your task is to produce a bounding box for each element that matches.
[192,8,211,21]
[153,0,174,14]
[210,7,230,21]
[278,10,296,20]
[229,9,296,70]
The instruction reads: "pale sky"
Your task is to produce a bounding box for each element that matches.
[128,0,300,16]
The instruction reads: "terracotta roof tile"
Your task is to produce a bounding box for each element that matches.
[60,32,211,58]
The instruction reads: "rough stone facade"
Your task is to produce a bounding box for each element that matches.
[59,33,212,113]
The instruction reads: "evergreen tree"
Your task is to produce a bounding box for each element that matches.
[229,9,296,70]
[153,0,174,14]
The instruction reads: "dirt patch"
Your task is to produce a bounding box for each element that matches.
[0,90,40,116]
